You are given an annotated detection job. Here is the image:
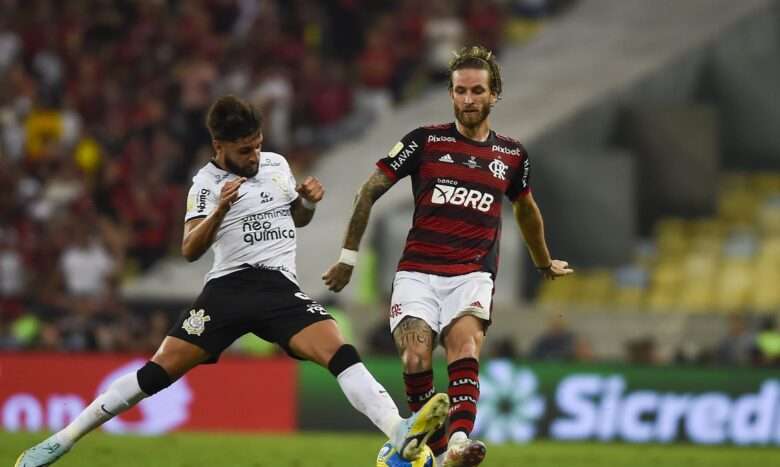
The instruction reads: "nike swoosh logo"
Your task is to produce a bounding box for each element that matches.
[100,404,116,416]
[235,193,248,202]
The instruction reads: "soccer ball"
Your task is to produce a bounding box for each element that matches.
[376,441,435,467]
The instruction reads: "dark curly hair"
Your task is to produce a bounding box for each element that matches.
[206,95,262,141]
[448,45,503,98]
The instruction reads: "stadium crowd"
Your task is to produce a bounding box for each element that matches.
[0,0,575,353]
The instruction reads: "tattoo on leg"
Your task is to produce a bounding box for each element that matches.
[393,318,434,351]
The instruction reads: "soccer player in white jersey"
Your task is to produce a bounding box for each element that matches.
[16,96,448,467]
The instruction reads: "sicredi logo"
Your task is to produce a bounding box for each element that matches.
[428,135,456,143]
[474,363,780,446]
[550,375,780,445]
[431,184,494,212]
[492,145,522,156]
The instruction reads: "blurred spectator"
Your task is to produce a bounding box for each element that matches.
[624,336,658,365]
[424,0,465,81]
[714,313,757,365]
[530,315,578,361]
[59,220,116,299]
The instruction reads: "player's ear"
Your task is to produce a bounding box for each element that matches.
[489,92,498,106]
[212,139,223,157]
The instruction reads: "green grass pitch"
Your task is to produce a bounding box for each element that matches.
[3,431,776,467]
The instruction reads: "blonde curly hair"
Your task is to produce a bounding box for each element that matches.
[448,45,503,98]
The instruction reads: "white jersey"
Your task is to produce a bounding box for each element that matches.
[184,152,299,285]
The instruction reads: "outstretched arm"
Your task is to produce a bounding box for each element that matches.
[322,169,394,291]
[513,191,573,279]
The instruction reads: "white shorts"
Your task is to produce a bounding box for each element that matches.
[389,271,494,335]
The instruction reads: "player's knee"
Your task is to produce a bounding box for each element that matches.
[327,344,362,377]
[401,347,432,373]
[136,361,172,396]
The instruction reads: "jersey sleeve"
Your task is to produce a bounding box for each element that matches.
[185,178,218,222]
[279,156,299,203]
[376,127,427,182]
[506,148,532,201]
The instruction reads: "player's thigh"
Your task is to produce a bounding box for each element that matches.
[287,319,345,367]
[151,336,211,380]
[438,272,493,335]
[254,287,337,362]
[168,274,255,365]
[389,271,441,335]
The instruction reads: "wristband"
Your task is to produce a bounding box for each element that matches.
[301,198,316,210]
[338,248,358,267]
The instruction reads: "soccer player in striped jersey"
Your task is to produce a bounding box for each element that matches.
[323,46,573,467]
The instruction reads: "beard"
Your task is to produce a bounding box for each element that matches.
[225,157,258,178]
[454,104,491,129]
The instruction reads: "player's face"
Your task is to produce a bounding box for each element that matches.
[216,132,263,177]
[450,68,497,129]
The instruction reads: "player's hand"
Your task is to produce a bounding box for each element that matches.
[217,177,246,213]
[538,259,574,280]
[296,176,324,205]
[322,262,353,292]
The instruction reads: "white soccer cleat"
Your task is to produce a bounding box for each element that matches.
[441,437,487,467]
[14,434,71,467]
[392,392,450,461]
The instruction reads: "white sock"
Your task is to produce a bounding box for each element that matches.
[60,372,147,444]
[336,363,403,439]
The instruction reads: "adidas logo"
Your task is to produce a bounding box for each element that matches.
[438,154,454,163]
[469,301,483,309]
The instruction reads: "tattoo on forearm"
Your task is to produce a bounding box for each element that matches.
[343,171,392,250]
[393,318,434,351]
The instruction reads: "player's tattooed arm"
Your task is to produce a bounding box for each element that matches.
[392,317,435,371]
[343,169,394,250]
[322,169,393,292]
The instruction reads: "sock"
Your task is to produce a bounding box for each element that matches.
[60,372,147,444]
[447,358,480,441]
[337,363,402,439]
[404,370,447,456]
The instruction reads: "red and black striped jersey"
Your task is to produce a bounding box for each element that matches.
[376,122,531,277]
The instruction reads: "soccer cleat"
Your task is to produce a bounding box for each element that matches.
[14,435,71,467]
[441,438,487,467]
[392,392,450,461]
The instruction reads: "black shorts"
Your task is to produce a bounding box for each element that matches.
[168,267,333,363]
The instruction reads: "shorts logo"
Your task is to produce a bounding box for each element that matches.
[489,159,508,180]
[295,292,313,301]
[182,309,211,336]
[307,303,328,315]
[469,301,484,309]
[390,303,402,318]
[431,184,495,212]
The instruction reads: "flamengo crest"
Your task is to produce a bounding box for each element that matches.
[489,159,508,180]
